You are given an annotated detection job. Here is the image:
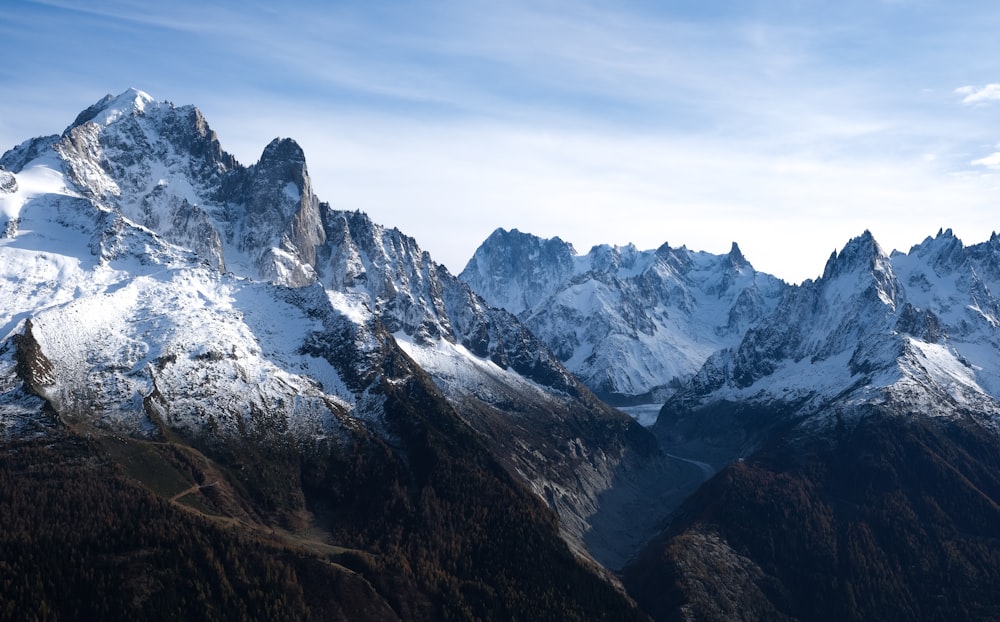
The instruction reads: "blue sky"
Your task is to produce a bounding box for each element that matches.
[3,0,1000,282]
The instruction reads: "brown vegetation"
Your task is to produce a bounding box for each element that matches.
[0,369,648,621]
[625,414,1000,621]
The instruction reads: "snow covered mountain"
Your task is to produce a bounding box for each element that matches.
[0,89,686,572]
[461,228,787,404]
[629,229,1000,621]
[1,89,383,443]
[8,88,1000,620]
[655,229,1000,460]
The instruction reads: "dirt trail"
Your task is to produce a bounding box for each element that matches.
[169,480,218,503]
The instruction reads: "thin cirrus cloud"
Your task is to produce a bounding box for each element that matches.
[957,84,1000,105]
[4,0,1000,283]
[957,84,1000,171]
[972,153,1000,170]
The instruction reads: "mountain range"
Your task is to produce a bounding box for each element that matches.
[461,228,786,405]
[4,89,1000,620]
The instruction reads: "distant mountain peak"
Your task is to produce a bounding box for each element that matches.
[821,230,891,281]
[909,227,967,275]
[727,241,748,269]
[654,241,672,255]
[459,227,578,315]
[462,229,787,402]
[487,227,577,255]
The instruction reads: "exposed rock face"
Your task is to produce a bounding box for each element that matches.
[11,320,55,397]
[0,169,16,193]
[235,137,326,285]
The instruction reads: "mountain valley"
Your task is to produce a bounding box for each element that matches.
[4,89,1000,620]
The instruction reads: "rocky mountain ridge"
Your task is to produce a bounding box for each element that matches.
[654,228,1000,464]
[461,227,787,404]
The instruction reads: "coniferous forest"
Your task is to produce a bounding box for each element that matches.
[0,386,647,622]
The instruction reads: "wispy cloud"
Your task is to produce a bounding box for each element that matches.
[6,0,1000,283]
[956,84,1000,105]
[972,152,1000,169]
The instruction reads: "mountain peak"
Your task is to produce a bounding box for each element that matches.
[821,230,889,280]
[460,228,579,316]
[481,227,576,255]
[727,241,748,268]
[904,228,967,277]
[259,137,306,165]
[66,88,155,132]
[249,138,311,203]
[470,227,578,267]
